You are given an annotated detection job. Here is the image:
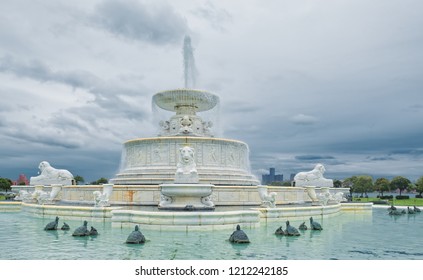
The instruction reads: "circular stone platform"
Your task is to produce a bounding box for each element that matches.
[110,136,260,186]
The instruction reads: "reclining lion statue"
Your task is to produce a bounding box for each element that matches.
[294,163,333,187]
[30,161,74,186]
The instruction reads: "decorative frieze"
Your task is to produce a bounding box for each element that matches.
[111,137,259,186]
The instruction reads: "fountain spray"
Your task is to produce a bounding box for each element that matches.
[183,35,197,88]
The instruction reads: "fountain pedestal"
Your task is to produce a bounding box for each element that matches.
[42,184,62,205]
[304,186,321,206]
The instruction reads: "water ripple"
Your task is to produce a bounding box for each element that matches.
[384,250,423,256]
[348,250,378,257]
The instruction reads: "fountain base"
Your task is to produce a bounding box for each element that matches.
[1,201,373,231]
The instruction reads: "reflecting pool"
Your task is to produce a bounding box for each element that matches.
[1,207,422,260]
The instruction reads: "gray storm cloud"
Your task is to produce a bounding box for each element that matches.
[0,0,422,182]
[92,0,189,45]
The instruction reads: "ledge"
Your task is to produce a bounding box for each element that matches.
[21,202,122,221]
[111,209,261,231]
[0,201,22,211]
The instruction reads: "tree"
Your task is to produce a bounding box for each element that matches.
[390,176,411,196]
[415,176,423,196]
[0,177,12,192]
[342,176,372,197]
[90,177,109,185]
[74,175,85,185]
[269,181,292,186]
[374,177,390,196]
[16,174,29,185]
[354,175,373,197]
[282,181,293,186]
[97,177,108,184]
[342,176,357,196]
[333,179,342,188]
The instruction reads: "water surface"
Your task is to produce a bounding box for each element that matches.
[0,208,422,260]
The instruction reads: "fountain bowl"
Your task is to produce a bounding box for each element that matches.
[153,89,219,113]
[159,183,214,211]
[160,183,213,197]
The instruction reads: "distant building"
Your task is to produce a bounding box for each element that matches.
[262,168,284,185]
[290,173,296,181]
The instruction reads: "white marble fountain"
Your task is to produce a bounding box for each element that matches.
[6,36,368,231]
[110,88,259,187]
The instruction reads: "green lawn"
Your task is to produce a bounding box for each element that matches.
[353,197,423,206]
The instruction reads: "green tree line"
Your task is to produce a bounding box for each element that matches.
[267,175,423,198]
[0,176,109,190]
[342,175,423,197]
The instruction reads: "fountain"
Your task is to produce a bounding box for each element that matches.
[4,36,365,233]
[110,86,259,186]
[158,146,215,210]
[106,35,262,210]
[3,36,423,263]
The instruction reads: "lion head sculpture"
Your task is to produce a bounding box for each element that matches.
[179,146,195,166]
[38,161,50,174]
[175,146,198,183]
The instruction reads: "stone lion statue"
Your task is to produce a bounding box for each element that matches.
[176,146,196,174]
[174,146,198,183]
[294,163,333,187]
[30,161,74,186]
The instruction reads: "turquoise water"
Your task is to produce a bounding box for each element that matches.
[0,208,422,260]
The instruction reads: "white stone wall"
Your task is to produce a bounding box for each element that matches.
[61,185,313,206]
[111,137,259,186]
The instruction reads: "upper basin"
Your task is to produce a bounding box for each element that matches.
[153,89,219,113]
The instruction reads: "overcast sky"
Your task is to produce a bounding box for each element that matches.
[1,0,422,184]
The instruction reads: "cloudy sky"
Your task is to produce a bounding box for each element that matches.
[1,0,422,184]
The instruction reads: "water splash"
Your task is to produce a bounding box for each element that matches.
[183,35,197,88]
